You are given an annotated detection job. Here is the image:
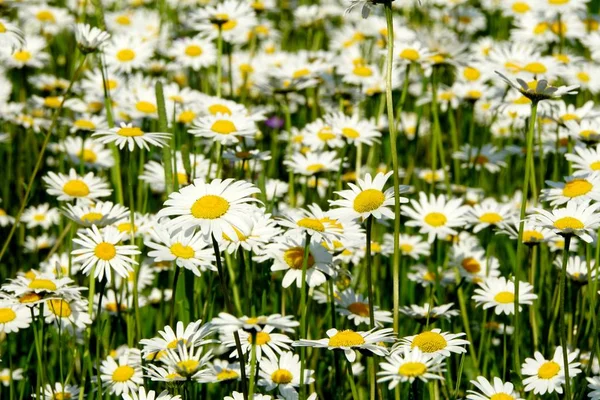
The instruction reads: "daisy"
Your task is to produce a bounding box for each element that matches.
[211,312,299,334]
[157,178,261,240]
[402,193,470,243]
[565,145,600,175]
[382,233,430,259]
[99,350,143,396]
[93,122,170,151]
[139,320,214,358]
[521,346,581,395]
[162,343,213,380]
[302,119,344,151]
[496,217,555,245]
[62,201,129,228]
[327,112,381,145]
[588,376,600,400]
[62,136,114,169]
[190,113,256,145]
[1,35,49,69]
[284,151,341,176]
[0,302,32,333]
[397,329,469,358]
[21,203,60,230]
[472,277,537,315]
[122,387,181,400]
[74,23,110,53]
[192,0,257,45]
[450,243,501,282]
[43,169,112,202]
[466,376,523,400]
[0,18,25,53]
[169,35,216,71]
[145,226,215,277]
[542,173,600,205]
[104,34,154,73]
[72,225,140,282]
[207,359,241,382]
[277,204,343,244]
[258,351,314,396]
[554,255,597,283]
[0,369,23,387]
[335,288,393,327]
[529,201,600,243]
[495,72,579,102]
[220,208,281,255]
[329,172,408,221]
[467,198,516,233]
[453,144,507,173]
[378,348,445,388]
[40,383,81,400]
[564,120,600,144]
[0,206,15,227]
[225,392,272,400]
[268,234,334,288]
[222,325,292,362]
[43,297,92,331]
[399,303,459,323]
[293,327,395,362]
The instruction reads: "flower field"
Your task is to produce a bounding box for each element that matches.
[1,0,600,399]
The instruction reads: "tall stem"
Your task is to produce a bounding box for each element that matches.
[299,231,311,400]
[513,100,538,372]
[559,235,572,399]
[384,1,402,335]
[216,26,223,98]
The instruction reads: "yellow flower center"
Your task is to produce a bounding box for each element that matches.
[479,212,503,224]
[190,195,230,219]
[538,361,560,379]
[178,110,196,124]
[0,308,16,323]
[185,44,203,57]
[170,243,195,259]
[28,279,57,291]
[353,65,373,77]
[167,338,186,349]
[78,149,98,163]
[561,113,579,122]
[20,293,42,303]
[297,218,325,232]
[0,22,5,33]
[112,365,135,382]
[117,222,136,234]
[398,362,427,377]
[328,330,365,347]
[307,163,325,173]
[208,104,232,116]
[494,291,515,304]
[53,392,71,400]
[347,302,370,317]
[523,230,544,243]
[94,242,117,261]
[512,2,530,12]
[353,189,385,213]
[577,72,590,83]
[399,244,414,253]
[562,179,593,198]
[424,212,447,227]
[44,97,62,108]
[589,161,600,170]
[177,360,199,375]
[461,257,481,273]
[523,62,547,74]
[342,127,360,139]
[463,67,481,81]
[271,369,293,384]
[283,247,315,270]
[293,68,311,79]
[553,216,584,230]
[317,127,335,141]
[222,227,247,242]
[211,120,237,135]
[63,180,90,197]
[36,10,56,22]
[490,394,514,400]
[473,155,489,165]
[116,49,136,62]
[548,0,569,4]
[115,15,131,25]
[399,48,420,61]
[217,369,239,381]
[117,127,144,137]
[33,214,45,222]
[135,101,157,114]
[248,331,271,345]
[411,331,447,353]
[13,50,31,62]
[48,299,72,317]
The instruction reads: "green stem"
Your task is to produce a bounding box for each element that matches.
[559,235,572,399]
[299,231,311,400]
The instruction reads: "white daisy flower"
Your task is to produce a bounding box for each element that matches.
[189,113,256,145]
[293,327,395,362]
[529,201,600,243]
[396,329,469,358]
[61,201,130,228]
[466,376,524,400]
[378,348,445,388]
[99,349,143,396]
[72,225,140,282]
[472,276,537,315]
[43,168,112,202]
[74,23,110,53]
[521,346,581,395]
[122,386,181,400]
[0,302,32,333]
[542,173,600,205]
[335,288,392,327]
[258,351,314,396]
[92,122,171,151]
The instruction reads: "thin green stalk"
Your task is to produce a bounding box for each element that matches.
[155,81,173,195]
[384,2,403,335]
[248,334,258,400]
[559,235,572,399]
[299,231,311,400]
[216,26,223,98]
[513,100,538,372]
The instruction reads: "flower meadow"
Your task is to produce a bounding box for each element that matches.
[3,0,600,399]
